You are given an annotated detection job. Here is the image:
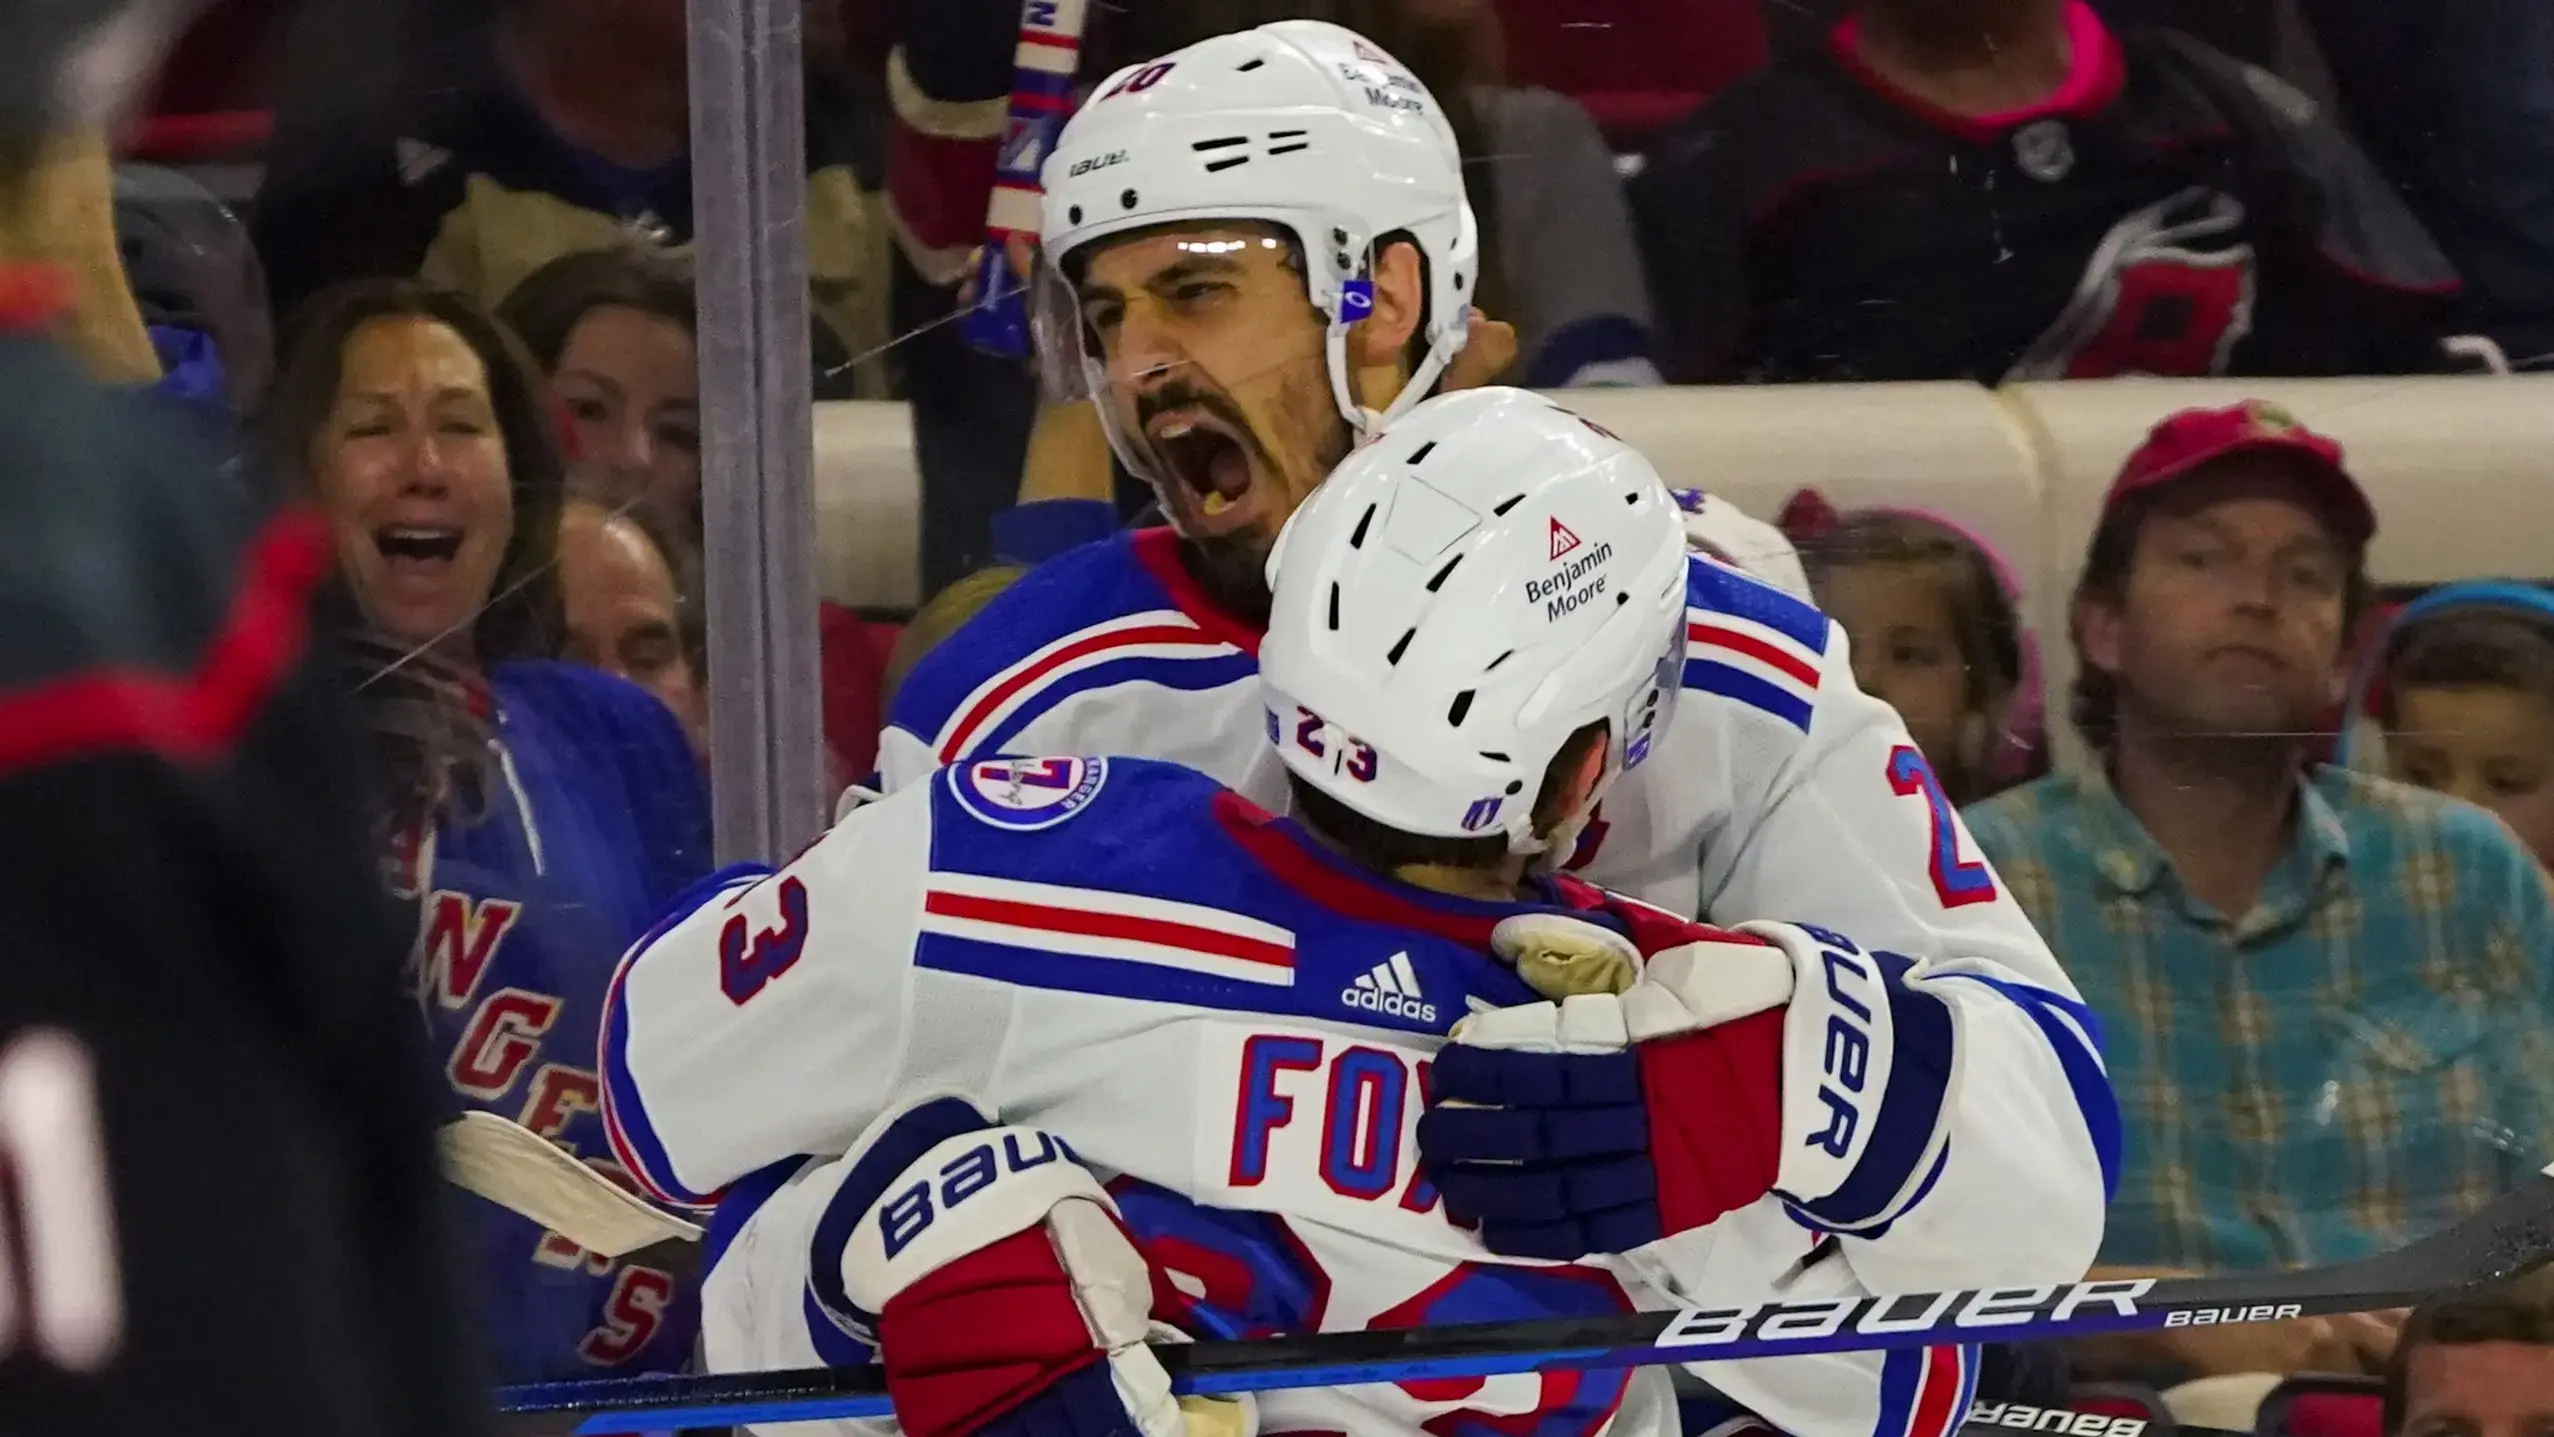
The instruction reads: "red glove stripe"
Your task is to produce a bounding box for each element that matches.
[877,1227,1107,1436]
[1637,1008,1786,1234]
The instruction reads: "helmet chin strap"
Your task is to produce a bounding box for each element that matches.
[1323,285,1466,438]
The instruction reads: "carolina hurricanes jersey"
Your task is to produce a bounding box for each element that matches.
[601,757,2113,1437]
[880,525,2071,998]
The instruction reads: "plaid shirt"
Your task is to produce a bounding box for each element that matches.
[1962,765,2554,1271]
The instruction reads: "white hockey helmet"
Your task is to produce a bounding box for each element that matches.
[1260,388,1689,854]
[1038,20,1479,472]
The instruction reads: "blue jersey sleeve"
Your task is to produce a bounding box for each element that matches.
[496,661,713,907]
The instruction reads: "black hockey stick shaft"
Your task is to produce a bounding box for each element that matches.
[501,1168,2554,1434]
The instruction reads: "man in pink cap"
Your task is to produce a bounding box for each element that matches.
[1965,401,2554,1384]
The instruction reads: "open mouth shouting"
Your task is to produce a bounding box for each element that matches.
[1143,402,1264,538]
[351,518,498,648]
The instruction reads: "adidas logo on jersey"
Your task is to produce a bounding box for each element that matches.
[1343,952,1436,1025]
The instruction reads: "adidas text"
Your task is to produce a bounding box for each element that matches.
[1343,985,1437,1024]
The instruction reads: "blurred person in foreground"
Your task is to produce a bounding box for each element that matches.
[1632,0,2464,384]
[1962,402,2554,1383]
[0,3,483,1433]
[2338,583,2554,873]
[2387,1272,2554,1437]
[263,277,713,1385]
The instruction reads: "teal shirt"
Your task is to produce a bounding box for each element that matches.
[1962,765,2554,1271]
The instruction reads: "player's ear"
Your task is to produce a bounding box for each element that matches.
[1347,239,1427,402]
[1531,723,1612,840]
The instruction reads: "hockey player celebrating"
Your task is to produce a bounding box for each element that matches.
[600,389,2112,1437]
[882,19,2061,1005]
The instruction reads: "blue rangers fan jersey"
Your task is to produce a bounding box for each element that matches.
[881,525,2067,996]
[601,756,2112,1437]
[394,661,712,1385]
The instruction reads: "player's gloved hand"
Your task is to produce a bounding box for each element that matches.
[1421,917,1957,1260]
[825,1096,1255,1437]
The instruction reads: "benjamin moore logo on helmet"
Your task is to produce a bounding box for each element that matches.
[1525,537,1615,622]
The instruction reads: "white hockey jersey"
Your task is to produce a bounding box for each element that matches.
[880,526,2068,990]
[602,758,2115,1437]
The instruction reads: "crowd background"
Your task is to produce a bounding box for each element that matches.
[39,0,2554,1431]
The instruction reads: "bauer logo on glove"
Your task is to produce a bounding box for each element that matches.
[1416,915,1961,1261]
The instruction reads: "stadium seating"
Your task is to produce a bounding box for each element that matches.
[1490,0,1766,147]
[811,375,2554,773]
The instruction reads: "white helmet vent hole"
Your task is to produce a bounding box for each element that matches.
[1492,494,1525,516]
[1479,750,1510,763]
[1485,649,1514,671]
[1408,441,1437,464]
[1616,591,1629,606]
[1624,490,1641,505]
[1193,137,1248,152]
[1269,140,1310,156]
[1386,629,1416,666]
[1204,156,1250,174]
[1424,555,1462,592]
[1349,504,1376,548]
[1326,583,1341,631]
[1237,58,1265,71]
[1448,690,1475,727]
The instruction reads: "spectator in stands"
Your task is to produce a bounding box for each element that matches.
[494,245,890,797]
[1785,489,2044,805]
[559,495,706,763]
[2296,0,2554,371]
[497,245,699,540]
[263,277,711,1386]
[2387,1273,2554,1437]
[1962,401,2554,1382]
[2341,584,2554,871]
[253,0,888,397]
[893,0,1650,591]
[1631,0,2462,384]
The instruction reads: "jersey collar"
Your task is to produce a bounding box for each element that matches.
[1128,527,1264,656]
[1210,790,1625,948]
[1828,0,2127,145]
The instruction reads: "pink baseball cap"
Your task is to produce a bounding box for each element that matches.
[2102,401,2375,544]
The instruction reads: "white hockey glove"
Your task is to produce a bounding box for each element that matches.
[820,1096,1254,1437]
[1426,914,1958,1258]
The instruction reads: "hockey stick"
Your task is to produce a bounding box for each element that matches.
[439,1112,701,1258]
[959,0,1091,357]
[499,1165,2554,1433]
